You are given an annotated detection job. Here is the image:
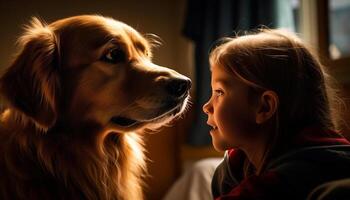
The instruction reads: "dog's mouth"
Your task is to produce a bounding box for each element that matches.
[110,98,187,128]
[110,116,139,127]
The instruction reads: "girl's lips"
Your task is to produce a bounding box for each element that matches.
[206,121,217,129]
[209,126,218,134]
[206,120,218,134]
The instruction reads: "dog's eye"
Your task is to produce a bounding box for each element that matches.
[102,47,126,64]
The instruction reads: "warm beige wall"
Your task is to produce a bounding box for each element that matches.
[0,1,194,199]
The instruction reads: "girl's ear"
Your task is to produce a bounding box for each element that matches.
[0,17,60,131]
[255,90,279,124]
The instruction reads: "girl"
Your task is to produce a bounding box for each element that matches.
[202,29,350,200]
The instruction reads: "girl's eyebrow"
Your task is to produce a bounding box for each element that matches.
[214,79,230,87]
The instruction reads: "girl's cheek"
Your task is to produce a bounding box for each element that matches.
[216,103,234,132]
[217,101,246,136]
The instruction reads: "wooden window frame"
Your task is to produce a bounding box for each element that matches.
[301,0,350,84]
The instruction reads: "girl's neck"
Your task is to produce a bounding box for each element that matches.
[240,132,269,174]
[241,146,265,174]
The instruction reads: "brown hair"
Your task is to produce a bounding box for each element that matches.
[209,29,344,175]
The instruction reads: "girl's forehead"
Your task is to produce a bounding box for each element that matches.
[211,64,241,85]
[211,63,230,75]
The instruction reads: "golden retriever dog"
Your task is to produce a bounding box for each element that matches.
[0,15,191,200]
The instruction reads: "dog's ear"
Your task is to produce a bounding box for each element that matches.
[0,17,60,131]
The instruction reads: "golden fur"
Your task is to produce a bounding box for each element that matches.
[0,15,190,200]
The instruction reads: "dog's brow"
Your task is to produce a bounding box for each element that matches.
[106,36,121,44]
[135,42,147,52]
[108,38,119,46]
[96,34,122,46]
[90,35,120,49]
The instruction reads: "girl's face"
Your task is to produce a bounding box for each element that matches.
[203,64,258,152]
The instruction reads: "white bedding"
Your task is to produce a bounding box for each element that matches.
[163,158,223,200]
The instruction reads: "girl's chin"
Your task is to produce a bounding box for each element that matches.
[210,134,238,152]
[211,137,230,152]
[212,145,226,152]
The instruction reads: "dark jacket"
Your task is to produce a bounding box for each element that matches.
[212,127,350,200]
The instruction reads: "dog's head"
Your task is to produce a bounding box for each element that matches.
[0,15,191,133]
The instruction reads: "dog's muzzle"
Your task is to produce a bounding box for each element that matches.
[111,77,191,127]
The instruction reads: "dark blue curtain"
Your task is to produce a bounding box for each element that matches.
[183,0,294,146]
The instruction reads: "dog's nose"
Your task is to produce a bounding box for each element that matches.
[167,78,191,98]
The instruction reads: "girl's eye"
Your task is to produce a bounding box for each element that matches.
[214,89,224,97]
[102,47,126,64]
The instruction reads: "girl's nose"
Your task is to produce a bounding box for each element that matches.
[202,101,212,114]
